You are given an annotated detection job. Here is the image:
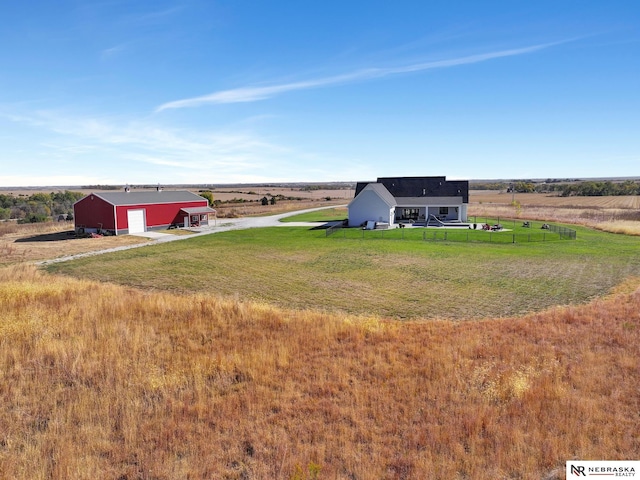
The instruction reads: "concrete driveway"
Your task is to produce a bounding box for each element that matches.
[128,231,175,240]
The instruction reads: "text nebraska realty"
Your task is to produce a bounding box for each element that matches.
[570,464,636,477]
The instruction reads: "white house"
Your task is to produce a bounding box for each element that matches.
[348,176,469,227]
[348,183,397,228]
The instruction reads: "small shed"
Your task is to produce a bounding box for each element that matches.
[74,190,215,235]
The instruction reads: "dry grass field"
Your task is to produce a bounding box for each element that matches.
[211,186,355,202]
[207,187,352,218]
[0,222,146,266]
[1,265,638,480]
[471,190,640,209]
[469,191,640,235]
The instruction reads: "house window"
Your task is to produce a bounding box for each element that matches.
[439,207,449,215]
[402,208,419,220]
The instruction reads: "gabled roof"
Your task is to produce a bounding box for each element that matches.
[354,181,375,197]
[89,190,206,206]
[350,182,396,208]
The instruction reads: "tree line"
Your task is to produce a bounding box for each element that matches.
[481,180,640,197]
[553,180,640,197]
[0,191,85,223]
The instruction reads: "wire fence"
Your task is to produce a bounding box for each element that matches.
[326,219,576,244]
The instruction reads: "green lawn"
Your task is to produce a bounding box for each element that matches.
[279,207,348,223]
[330,220,571,243]
[44,223,640,320]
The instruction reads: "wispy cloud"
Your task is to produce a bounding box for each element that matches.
[156,41,565,112]
[2,109,310,180]
[1,105,375,185]
[101,43,127,59]
[122,5,184,26]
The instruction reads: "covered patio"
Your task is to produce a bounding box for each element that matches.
[180,206,217,228]
[394,198,465,225]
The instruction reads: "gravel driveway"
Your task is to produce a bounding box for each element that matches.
[37,205,345,266]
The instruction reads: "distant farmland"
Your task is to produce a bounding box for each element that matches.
[470,190,640,209]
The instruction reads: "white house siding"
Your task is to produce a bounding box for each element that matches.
[348,189,395,227]
[395,196,466,222]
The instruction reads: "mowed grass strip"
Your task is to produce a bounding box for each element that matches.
[45,224,640,320]
[279,206,348,223]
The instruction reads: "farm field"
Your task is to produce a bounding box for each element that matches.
[471,190,640,209]
[45,223,640,320]
[0,185,356,201]
[468,191,640,235]
[0,185,354,220]
[0,265,638,479]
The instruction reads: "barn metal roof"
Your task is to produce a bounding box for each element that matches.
[92,190,207,206]
[180,206,217,215]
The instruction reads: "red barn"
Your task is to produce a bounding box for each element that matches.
[73,190,216,235]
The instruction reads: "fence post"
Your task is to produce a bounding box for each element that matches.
[512,234,515,244]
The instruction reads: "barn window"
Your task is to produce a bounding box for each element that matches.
[439,207,449,215]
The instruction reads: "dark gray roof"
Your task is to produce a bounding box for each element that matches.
[395,196,464,206]
[378,177,469,203]
[354,177,469,203]
[92,190,207,206]
[354,181,375,197]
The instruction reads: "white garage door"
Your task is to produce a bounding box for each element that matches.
[127,209,145,233]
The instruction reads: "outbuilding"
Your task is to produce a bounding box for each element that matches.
[73,189,216,235]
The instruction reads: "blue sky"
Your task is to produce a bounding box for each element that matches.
[1,1,639,186]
